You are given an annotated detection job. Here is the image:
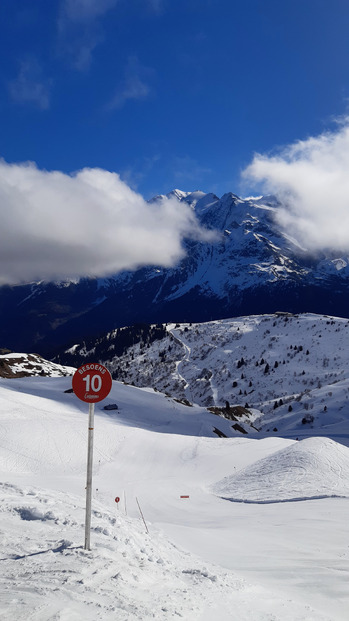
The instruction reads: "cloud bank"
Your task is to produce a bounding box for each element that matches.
[243,119,349,253]
[0,161,214,286]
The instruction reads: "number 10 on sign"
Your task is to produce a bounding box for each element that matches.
[83,373,102,394]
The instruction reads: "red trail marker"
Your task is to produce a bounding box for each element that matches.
[72,363,112,403]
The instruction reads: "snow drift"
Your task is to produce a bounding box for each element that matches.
[212,437,349,503]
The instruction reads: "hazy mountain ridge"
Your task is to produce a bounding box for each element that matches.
[1,190,349,354]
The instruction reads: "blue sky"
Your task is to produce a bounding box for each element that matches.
[1,0,349,200]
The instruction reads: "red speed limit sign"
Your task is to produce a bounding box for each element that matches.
[72,363,112,403]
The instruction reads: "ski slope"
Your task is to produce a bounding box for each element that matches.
[0,376,349,620]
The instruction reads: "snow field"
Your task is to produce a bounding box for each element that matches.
[0,376,349,619]
[0,482,249,621]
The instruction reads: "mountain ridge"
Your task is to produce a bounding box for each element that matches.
[57,311,349,442]
[1,189,348,354]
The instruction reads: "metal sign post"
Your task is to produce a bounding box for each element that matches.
[85,402,95,550]
[72,363,112,550]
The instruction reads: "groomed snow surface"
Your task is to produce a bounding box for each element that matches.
[1,376,349,620]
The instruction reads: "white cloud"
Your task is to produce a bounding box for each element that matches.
[9,58,51,110]
[0,160,214,286]
[57,0,118,70]
[243,119,349,253]
[106,57,152,110]
[57,1,165,70]
[107,75,150,110]
[61,0,118,21]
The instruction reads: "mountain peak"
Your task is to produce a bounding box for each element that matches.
[167,189,191,201]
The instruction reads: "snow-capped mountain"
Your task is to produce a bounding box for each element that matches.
[0,350,75,378]
[1,190,348,354]
[58,312,349,440]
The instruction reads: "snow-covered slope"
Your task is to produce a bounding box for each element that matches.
[1,190,349,354]
[1,376,349,619]
[0,351,75,378]
[66,312,349,441]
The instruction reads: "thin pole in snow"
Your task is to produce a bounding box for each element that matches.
[136,497,149,534]
[84,402,95,550]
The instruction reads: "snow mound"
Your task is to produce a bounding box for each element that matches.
[212,437,349,503]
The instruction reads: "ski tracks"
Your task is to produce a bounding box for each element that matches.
[171,331,192,393]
